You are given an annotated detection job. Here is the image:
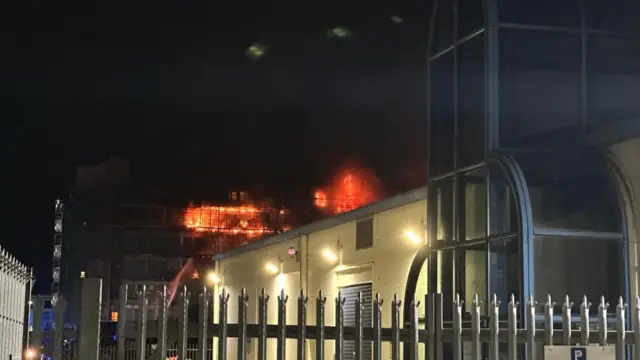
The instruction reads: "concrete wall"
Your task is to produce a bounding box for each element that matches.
[215,199,427,360]
[610,137,640,299]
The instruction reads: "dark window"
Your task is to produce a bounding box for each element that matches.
[431,0,455,54]
[488,237,521,314]
[457,243,487,313]
[432,178,455,242]
[516,151,622,233]
[429,51,455,176]
[458,0,485,37]
[585,0,640,33]
[462,168,487,240]
[534,236,624,306]
[587,35,640,127]
[457,34,486,166]
[488,163,518,236]
[499,30,581,148]
[497,0,580,27]
[436,250,455,316]
[355,218,374,250]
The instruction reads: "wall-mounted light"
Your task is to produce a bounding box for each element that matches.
[404,230,422,245]
[287,247,298,258]
[322,248,338,263]
[207,272,221,285]
[264,262,280,274]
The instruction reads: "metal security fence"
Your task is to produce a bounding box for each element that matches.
[34,279,640,360]
[0,247,32,360]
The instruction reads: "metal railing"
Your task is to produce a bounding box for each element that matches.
[32,279,640,360]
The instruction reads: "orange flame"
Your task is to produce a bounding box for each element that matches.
[183,205,273,237]
[315,167,381,214]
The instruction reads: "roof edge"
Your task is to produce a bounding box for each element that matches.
[211,186,427,261]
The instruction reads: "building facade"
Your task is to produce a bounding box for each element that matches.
[207,1,640,360]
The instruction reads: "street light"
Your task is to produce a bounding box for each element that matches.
[207,272,221,285]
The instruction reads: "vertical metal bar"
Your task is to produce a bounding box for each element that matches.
[218,288,230,360]
[562,296,573,345]
[258,289,269,360]
[277,289,288,360]
[391,294,401,360]
[507,295,517,360]
[409,297,419,360]
[580,296,591,345]
[373,293,382,360]
[199,286,210,360]
[179,286,190,360]
[471,294,481,360]
[452,294,462,360]
[336,292,345,360]
[598,296,609,346]
[427,293,435,360]
[634,297,640,360]
[117,283,128,360]
[238,288,248,360]
[157,285,168,360]
[355,292,363,360]
[616,298,626,360]
[297,290,308,360]
[317,290,327,360]
[435,293,443,360]
[544,295,555,346]
[137,285,148,360]
[526,296,536,360]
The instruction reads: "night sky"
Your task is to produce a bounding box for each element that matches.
[6,0,429,292]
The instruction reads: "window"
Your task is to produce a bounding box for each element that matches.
[429,51,455,176]
[534,236,624,305]
[457,34,486,167]
[585,0,640,33]
[432,179,454,242]
[497,0,580,27]
[498,29,581,148]
[488,237,521,314]
[587,35,640,127]
[462,168,487,240]
[458,0,485,37]
[431,0,455,54]
[355,217,374,250]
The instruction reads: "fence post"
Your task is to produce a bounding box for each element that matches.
[409,296,419,360]
[452,294,462,360]
[598,296,609,346]
[178,286,189,360]
[615,297,626,360]
[116,283,128,360]
[217,288,229,360]
[355,292,363,360]
[543,295,554,346]
[258,289,269,360]
[237,288,247,360]
[434,293,443,360]
[507,295,518,360]
[580,296,590,346]
[76,278,102,360]
[297,290,308,360]
[634,297,640,360]
[52,296,67,360]
[426,293,435,360]
[489,295,500,360]
[526,296,536,360]
[372,293,382,360]
[157,285,168,360]
[470,294,481,360]
[198,286,210,360]
[562,296,573,345]
[391,294,400,360]
[136,285,148,360]
[335,292,345,360]
[277,290,288,360]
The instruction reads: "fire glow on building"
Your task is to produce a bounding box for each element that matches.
[314,168,382,215]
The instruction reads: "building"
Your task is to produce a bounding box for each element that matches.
[206,1,640,360]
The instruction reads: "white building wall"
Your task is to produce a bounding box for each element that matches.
[217,199,427,360]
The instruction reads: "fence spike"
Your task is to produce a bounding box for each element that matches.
[373,293,383,360]
[616,298,626,360]
[544,294,555,345]
[297,290,307,360]
[277,289,288,360]
[598,295,609,346]
[526,295,536,360]
[562,295,573,345]
[471,293,481,360]
[452,293,463,360]
[507,294,518,360]
[217,287,229,360]
[391,294,401,360]
[237,288,248,360]
[355,292,364,360]
[335,291,345,360]
[316,290,327,360]
[580,296,591,345]
[258,288,269,360]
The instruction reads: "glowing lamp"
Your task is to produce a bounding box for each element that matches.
[404,230,422,244]
[207,272,221,285]
[25,348,37,359]
[287,247,298,257]
[322,249,338,263]
[264,262,280,274]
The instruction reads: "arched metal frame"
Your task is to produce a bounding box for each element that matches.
[410,0,636,356]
